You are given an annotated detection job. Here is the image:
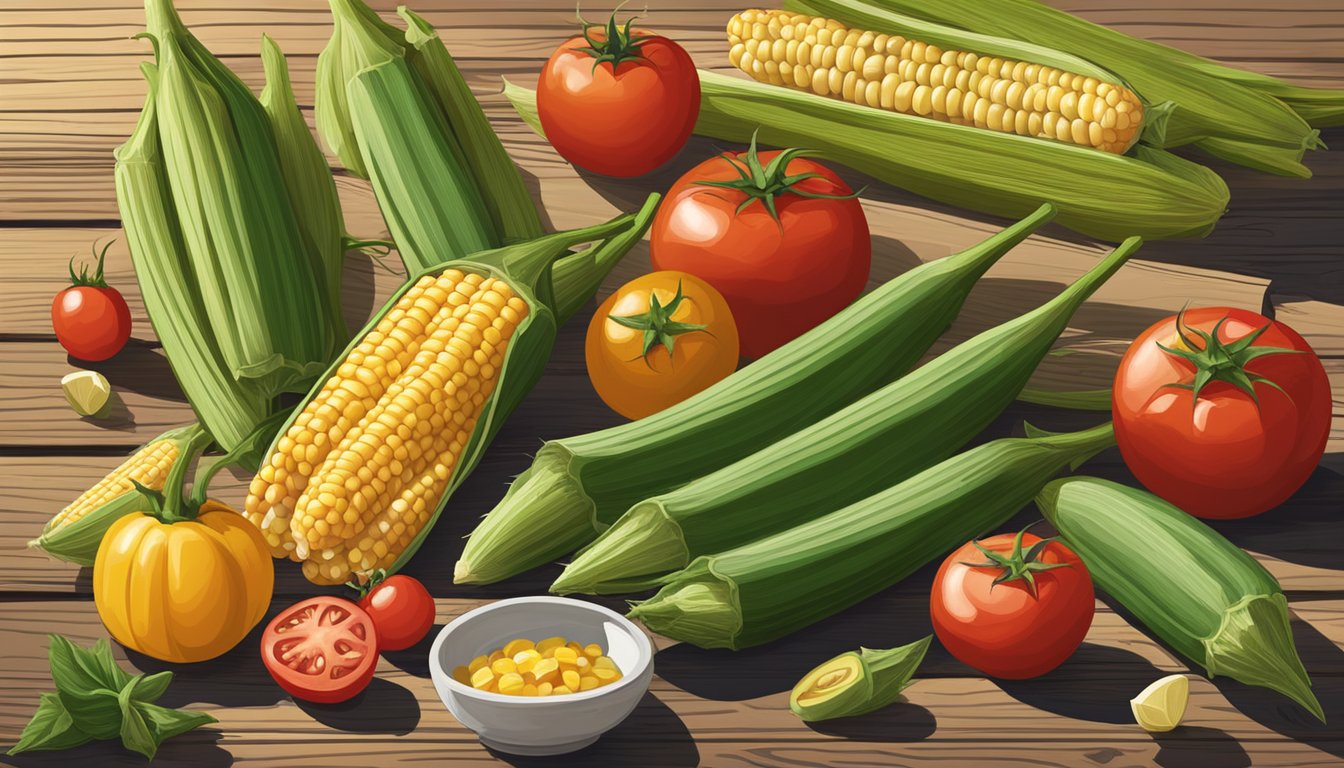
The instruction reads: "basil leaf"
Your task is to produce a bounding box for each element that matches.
[133,700,217,745]
[117,689,157,760]
[47,636,122,740]
[127,670,174,705]
[86,639,134,690]
[7,693,92,755]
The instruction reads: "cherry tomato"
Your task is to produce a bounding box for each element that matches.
[586,271,739,420]
[1113,307,1331,519]
[537,11,699,177]
[650,136,870,358]
[262,597,378,704]
[52,241,131,361]
[357,573,436,652]
[931,530,1094,680]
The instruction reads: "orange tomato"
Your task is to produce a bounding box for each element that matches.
[586,271,738,419]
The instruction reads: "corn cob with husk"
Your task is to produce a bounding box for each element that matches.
[145,0,335,392]
[246,195,660,585]
[727,9,1145,154]
[817,0,1333,176]
[30,425,200,565]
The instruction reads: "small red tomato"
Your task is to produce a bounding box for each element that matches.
[357,572,435,652]
[538,10,699,177]
[931,529,1094,680]
[1113,307,1331,519]
[52,241,132,361]
[650,135,870,358]
[262,596,378,704]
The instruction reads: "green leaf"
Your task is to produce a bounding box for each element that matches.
[7,693,92,755]
[48,636,123,739]
[133,701,217,749]
[118,689,157,760]
[127,670,174,705]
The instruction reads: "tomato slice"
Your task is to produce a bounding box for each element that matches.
[261,597,379,704]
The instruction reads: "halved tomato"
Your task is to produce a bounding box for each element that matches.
[261,597,379,704]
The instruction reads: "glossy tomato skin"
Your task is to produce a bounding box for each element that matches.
[931,534,1094,680]
[52,286,131,361]
[650,151,870,358]
[538,33,699,177]
[359,574,436,652]
[1113,307,1331,519]
[262,597,379,704]
[586,271,739,419]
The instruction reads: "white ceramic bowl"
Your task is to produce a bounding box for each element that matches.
[428,596,655,756]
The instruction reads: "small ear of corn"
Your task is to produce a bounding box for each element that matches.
[51,440,179,531]
[728,9,1143,153]
[260,34,348,342]
[247,269,529,582]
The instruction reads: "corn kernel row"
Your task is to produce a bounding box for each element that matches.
[52,438,179,529]
[451,636,624,697]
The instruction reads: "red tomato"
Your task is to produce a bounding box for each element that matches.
[357,574,436,652]
[1113,307,1331,519]
[649,138,870,358]
[931,531,1094,680]
[537,12,699,177]
[52,242,131,361]
[262,597,379,704]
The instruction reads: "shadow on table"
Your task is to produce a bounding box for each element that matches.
[381,623,445,678]
[805,701,937,742]
[3,727,232,768]
[125,621,287,710]
[293,677,421,735]
[487,693,698,768]
[996,642,1168,724]
[1153,726,1251,768]
[80,342,185,404]
[1210,465,1344,573]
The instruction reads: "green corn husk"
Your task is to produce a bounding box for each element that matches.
[504,76,1228,242]
[315,0,404,178]
[398,6,543,244]
[114,63,272,450]
[553,238,1138,595]
[1038,477,1323,720]
[457,206,1056,586]
[146,0,333,390]
[259,34,348,342]
[629,423,1116,650]
[790,637,931,721]
[827,0,1327,174]
[549,209,657,326]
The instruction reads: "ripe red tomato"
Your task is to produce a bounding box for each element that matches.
[650,137,870,358]
[357,573,436,652]
[262,597,379,704]
[537,11,699,177]
[1113,307,1331,519]
[931,530,1094,680]
[52,242,131,361]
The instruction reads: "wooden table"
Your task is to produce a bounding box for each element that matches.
[2,1,1341,765]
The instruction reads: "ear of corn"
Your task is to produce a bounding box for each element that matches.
[246,200,659,584]
[504,74,1227,242]
[553,238,1139,596]
[728,9,1144,154]
[114,62,273,450]
[259,34,349,341]
[146,0,333,391]
[30,425,200,565]
[457,205,1056,586]
[825,0,1327,174]
[628,423,1116,649]
[1037,477,1323,720]
[398,7,544,245]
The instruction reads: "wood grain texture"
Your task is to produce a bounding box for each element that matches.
[1,0,1342,765]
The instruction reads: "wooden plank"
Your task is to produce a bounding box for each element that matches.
[0,597,1339,766]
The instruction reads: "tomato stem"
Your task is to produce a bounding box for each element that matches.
[1156,308,1303,406]
[574,4,648,72]
[346,568,388,598]
[608,279,709,367]
[68,239,114,289]
[960,522,1070,598]
[693,130,862,223]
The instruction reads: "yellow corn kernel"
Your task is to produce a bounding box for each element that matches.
[593,667,619,681]
[53,438,180,530]
[530,658,559,683]
[562,670,581,690]
[503,638,535,657]
[553,647,579,665]
[537,682,553,696]
[580,675,600,691]
[536,636,566,654]
[522,683,539,697]
[726,8,1142,153]
[593,655,619,671]
[470,667,495,690]
[514,649,542,674]
[582,643,604,659]
[497,673,525,695]
[468,655,489,674]
[451,666,471,685]
[575,657,590,670]
[488,649,504,664]
[552,685,573,695]
[491,658,517,675]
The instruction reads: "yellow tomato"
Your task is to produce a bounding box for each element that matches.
[586,271,739,419]
[93,500,273,663]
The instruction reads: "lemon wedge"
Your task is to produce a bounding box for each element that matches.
[61,370,112,416]
[1131,674,1189,732]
